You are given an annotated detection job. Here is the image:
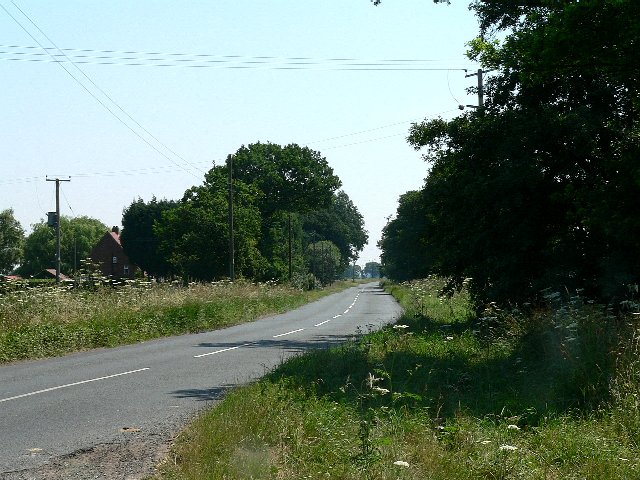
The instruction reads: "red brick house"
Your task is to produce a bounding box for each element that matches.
[90,227,137,279]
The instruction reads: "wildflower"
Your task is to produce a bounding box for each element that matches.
[507,424,520,430]
[445,336,454,341]
[366,372,382,388]
[499,444,518,451]
[372,386,390,395]
[479,440,492,445]
[393,460,410,467]
[393,324,409,330]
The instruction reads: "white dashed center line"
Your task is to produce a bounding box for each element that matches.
[0,368,150,404]
[194,343,255,358]
[273,328,304,338]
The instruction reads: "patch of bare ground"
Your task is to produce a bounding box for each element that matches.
[2,431,176,480]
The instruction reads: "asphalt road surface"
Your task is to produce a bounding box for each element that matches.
[0,282,402,477]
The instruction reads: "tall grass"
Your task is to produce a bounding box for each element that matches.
[156,277,640,479]
[0,280,352,363]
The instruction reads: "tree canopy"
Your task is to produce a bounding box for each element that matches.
[121,197,177,278]
[18,216,108,277]
[0,209,24,275]
[379,0,640,306]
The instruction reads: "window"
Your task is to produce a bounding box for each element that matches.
[112,256,117,264]
[123,265,129,276]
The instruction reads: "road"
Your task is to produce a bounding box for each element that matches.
[0,282,402,478]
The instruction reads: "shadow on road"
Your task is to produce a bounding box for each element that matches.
[170,386,230,402]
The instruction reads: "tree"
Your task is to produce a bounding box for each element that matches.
[306,240,341,285]
[387,0,640,305]
[121,197,177,278]
[364,262,381,279]
[19,216,108,276]
[224,142,343,281]
[302,190,368,271]
[0,209,24,274]
[378,190,431,282]
[228,142,342,215]
[155,168,267,281]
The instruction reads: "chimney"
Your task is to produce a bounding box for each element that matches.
[112,226,120,235]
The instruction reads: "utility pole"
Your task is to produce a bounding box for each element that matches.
[288,212,292,281]
[461,68,488,108]
[46,176,71,283]
[227,155,235,281]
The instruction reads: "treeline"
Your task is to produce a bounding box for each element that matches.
[379,1,640,307]
[0,143,367,286]
[121,142,368,285]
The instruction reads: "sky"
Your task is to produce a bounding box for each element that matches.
[1,0,480,265]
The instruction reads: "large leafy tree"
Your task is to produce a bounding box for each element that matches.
[378,190,431,282]
[306,240,342,285]
[302,191,368,271]
[0,208,24,274]
[380,0,640,305]
[155,168,266,281]
[224,142,342,280]
[228,142,342,216]
[121,197,177,278]
[18,216,108,276]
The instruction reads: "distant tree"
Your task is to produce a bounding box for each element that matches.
[364,262,381,279]
[19,216,107,276]
[223,142,342,281]
[378,190,431,282]
[343,263,362,280]
[0,208,24,274]
[121,197,177,278]
[155,168,267,281]
[306,240,341,285]
[302,191,368,271]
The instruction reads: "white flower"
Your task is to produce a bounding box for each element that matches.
[393,324,409,330]
[479,440,492,445]
[366,372,382,388]
[393,460,410,467]
[507,424,520,430]
[499,444,518,451]
[372,386,390,395]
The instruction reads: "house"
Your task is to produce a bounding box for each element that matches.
[90,226,137,279]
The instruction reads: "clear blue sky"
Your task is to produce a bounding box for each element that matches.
[1,1,480,265]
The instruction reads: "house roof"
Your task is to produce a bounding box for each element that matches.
[40,269,72,281]
[109,231,122,246]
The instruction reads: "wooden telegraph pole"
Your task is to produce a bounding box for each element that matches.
[46,176,71,283]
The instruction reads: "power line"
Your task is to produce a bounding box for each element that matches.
[1,3,203,179]
[0,44,473,71]
[0,43,472,68]
[0,160,215,186]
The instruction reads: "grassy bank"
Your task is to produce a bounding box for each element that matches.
[156,277,640,479]
[0,280,355,363]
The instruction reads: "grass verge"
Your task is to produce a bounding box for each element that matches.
[0,280,355,363]
[155,277,640,479]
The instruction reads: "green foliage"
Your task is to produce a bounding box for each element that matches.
[156,279,640,479]
[379,191,430,281]
[121,197,177,278]
[305,240,342,285]
[364,261,381,278]
[381,1,640,306]
[155,168,267,281]
[302,190,368,271]
[0,208,24,274]
[18,216,107,277]
[228,142,342,215]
